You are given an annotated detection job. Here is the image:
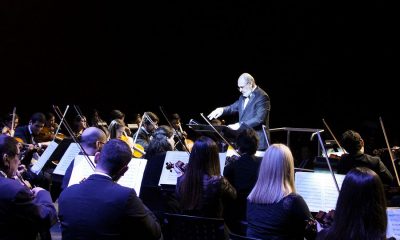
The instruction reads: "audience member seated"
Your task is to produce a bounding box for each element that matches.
[0,135,57,240]
[338,130,393,185]
[316,167,388,240]
[58,139,162,240]
[223,128,262,235]
[247,143,314,240]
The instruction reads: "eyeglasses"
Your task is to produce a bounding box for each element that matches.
[237,82,250,91]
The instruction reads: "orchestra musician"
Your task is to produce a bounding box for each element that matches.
[71,114,88,138]
[1,112,19,137]
[247,144,315,239]
[316,167,388,240]
[14,112,51,167]
[207,72,270,151]
[223,128,262,235]
[61,127,108,192]
[140,125,177,215]
[169,113,192,152]
[58,139,162,239]
[0,135,57,240]
[337,130,393,186]
[132,111,159,152]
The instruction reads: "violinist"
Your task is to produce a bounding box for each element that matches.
[140,125,176,214]
[223,128,262,235]
[246,144,314,240]
[14,112,50,167]
[109,109,132,136]
[0,135,57,240]
[132,111,159,152]
[316,167,388,240]
[36,112,61,142]
[61,127,108,192]
[108,119,134,147]
[169,113,191,151]
[71,114,88,138]
[1,112,19,137]
[337,130,393,185]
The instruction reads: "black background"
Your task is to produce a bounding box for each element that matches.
[1,1,398,148]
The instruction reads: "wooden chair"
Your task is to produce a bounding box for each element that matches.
[163,213,226,240]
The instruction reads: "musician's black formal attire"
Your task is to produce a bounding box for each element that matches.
[0,175,57,240]
[223,153,261,234]
[337,152,393,185]
[58,173,162,240]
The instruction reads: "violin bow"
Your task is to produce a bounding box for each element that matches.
[52,106,67,142]
[11,107,16,135]
[322,118,346,154]
[159,106,190,155]
[53,105,95,171]
[200,113,241,157]
[379,117,400,187]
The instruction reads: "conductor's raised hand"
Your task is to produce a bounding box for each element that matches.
[207,107,223,120]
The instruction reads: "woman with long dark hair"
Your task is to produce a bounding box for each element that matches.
[317,167,388,240]
[176,136,236,218]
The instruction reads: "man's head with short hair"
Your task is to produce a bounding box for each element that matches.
[341,130,364,154]
[96,139,132,181]
[29,112,46,135]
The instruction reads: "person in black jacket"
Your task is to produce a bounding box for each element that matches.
[337,130,393,185]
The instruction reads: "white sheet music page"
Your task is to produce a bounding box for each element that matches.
[68,155,96,187]
[295,172,345,212]
[158,151,228,186]
[53,143,81,175]
[117,158,147,196]
[31,141,58,174]
[158,151,189,186]
[387,207,400,239]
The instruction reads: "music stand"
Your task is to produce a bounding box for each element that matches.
[187,124,239,147]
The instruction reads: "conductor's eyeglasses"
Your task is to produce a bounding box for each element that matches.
[238,82,250,91]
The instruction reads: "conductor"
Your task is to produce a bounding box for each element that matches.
[208,73,270,151]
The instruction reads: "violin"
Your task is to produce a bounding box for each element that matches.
[120,134,146,158]
[15,166,33,189]
[165,160,186,173]
[373,146,400,156]
[314,210,335,229]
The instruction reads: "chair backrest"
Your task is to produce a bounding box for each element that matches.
[229,232,261,240]
[163,213,226,240]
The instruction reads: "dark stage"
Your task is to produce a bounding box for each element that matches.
[1,1,398,154]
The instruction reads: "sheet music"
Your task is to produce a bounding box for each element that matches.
[158,151,227,186]
[387,208,400,239]
[295,172,345,212]
[68,155,96,187]
[31,141,59,174]
[53,143,81,175]
[117,158,147,196]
